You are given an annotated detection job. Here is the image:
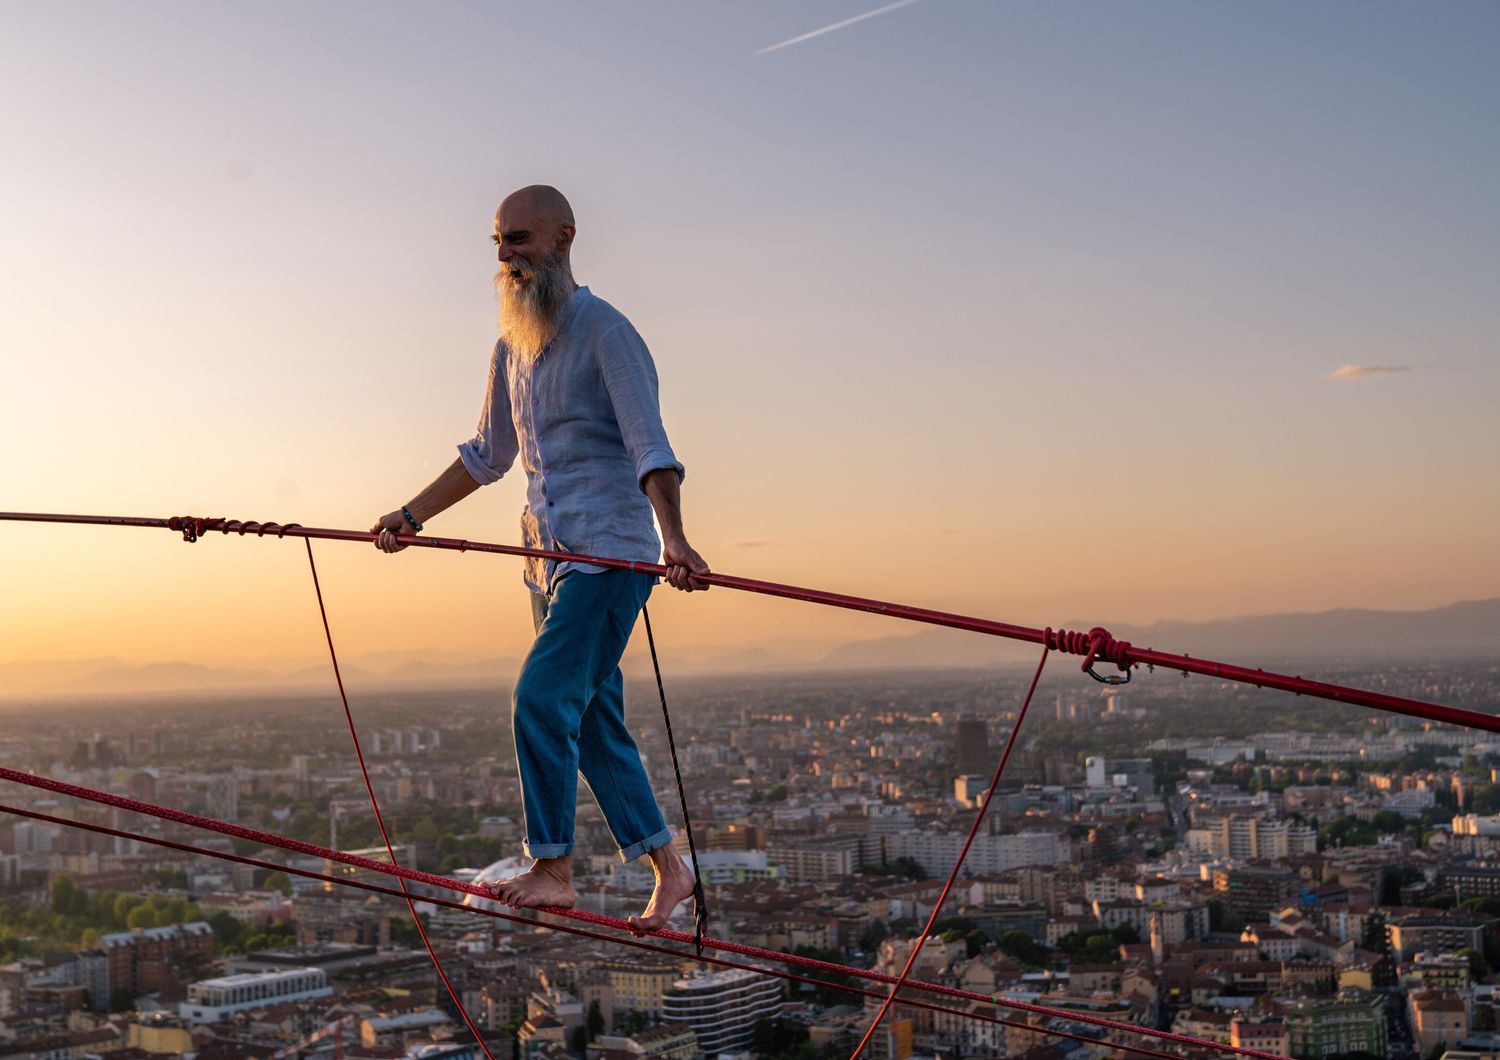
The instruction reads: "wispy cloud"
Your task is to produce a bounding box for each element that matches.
[754,0,926,56]
[1323,364,1414,381]
[735,540,772,549]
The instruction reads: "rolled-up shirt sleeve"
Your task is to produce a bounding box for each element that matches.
[457,343,519,485]
[597,322,685,489]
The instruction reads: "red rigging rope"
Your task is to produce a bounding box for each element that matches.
[0,767,1290,1060]
[301,539,493,1059]
[0,510,1491,733]
[851,643,1051,1059]
[0,801,1202,1060]
[0,790,1291,1060]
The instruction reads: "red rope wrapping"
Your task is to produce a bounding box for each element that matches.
[166,516,303,543]
[0,802,1196,1060]
[1,510,1488,734]
[1045,625,1133,676]
[850,644,1051,1058]
[0,765,1291,1060]
[301,539,493,1058]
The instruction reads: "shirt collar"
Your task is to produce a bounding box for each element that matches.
[562,285,591,330]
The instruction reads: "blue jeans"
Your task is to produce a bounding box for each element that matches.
[514,569,672,861]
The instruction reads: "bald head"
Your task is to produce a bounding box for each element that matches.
[501,184,574,227]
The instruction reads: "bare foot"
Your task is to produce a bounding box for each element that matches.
[627,846,697,935]
[488,856,576,910]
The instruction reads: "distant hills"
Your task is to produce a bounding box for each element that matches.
[1096,597,1500,664]
[816,597,1500,671]
[0,652,522,703]
[2,597,1495,702]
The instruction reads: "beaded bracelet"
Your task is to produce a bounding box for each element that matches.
[401,506,424,533]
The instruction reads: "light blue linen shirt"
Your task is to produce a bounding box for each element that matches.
[457,286,684,592]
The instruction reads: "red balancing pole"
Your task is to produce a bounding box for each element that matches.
[0,509,1491,733]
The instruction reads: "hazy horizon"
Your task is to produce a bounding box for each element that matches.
[4,592,1496,703]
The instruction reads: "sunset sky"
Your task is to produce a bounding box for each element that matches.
[3,2,1498,681]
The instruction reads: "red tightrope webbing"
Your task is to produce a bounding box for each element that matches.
[302,539,493,1059]
[0,766,1291,1060]
[0,509,1487,733]
[850,644,1051,1059]
[0,801,1263,1060]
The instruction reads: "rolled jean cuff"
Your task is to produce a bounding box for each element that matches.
[618,827,673,863]
[523,839,573,859]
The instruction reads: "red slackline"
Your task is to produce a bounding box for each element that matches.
[0,801,1208,1060]
[0,766,1291,1060]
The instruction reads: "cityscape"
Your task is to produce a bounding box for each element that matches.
[3,659,1499,1059]
[6,0,1497,1058]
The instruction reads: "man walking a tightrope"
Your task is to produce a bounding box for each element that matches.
[371,184,708,933]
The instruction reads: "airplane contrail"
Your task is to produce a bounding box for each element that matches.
[754,0,927,56]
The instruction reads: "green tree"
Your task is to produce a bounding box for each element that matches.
[145,867,188,890]
[125,905,160,930]
[390,914,427,949]
[999,930,1049,966]
[1458,947,1491,982]
[1208,900,1245,935]
[113,894,143,923]
[207,912,245,951]
[1083,933,1122,963]
[1324,817,1379,848]
[1470,786,1500,815]
[49,876,77,916]
[587,999,605,1040]
[240,922,295,953]
[262,872,292,896]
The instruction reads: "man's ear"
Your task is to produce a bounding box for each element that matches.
[556,224,576,253]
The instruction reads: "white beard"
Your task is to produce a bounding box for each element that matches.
[495,252,574,363]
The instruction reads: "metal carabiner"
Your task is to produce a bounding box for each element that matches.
[1087,664,1131,685]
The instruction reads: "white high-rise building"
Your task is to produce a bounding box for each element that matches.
[884,830,1067,877]
[1187,814,1318,860]
[662,968,782,1054]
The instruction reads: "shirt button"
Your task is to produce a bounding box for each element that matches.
[548,501,555,508]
